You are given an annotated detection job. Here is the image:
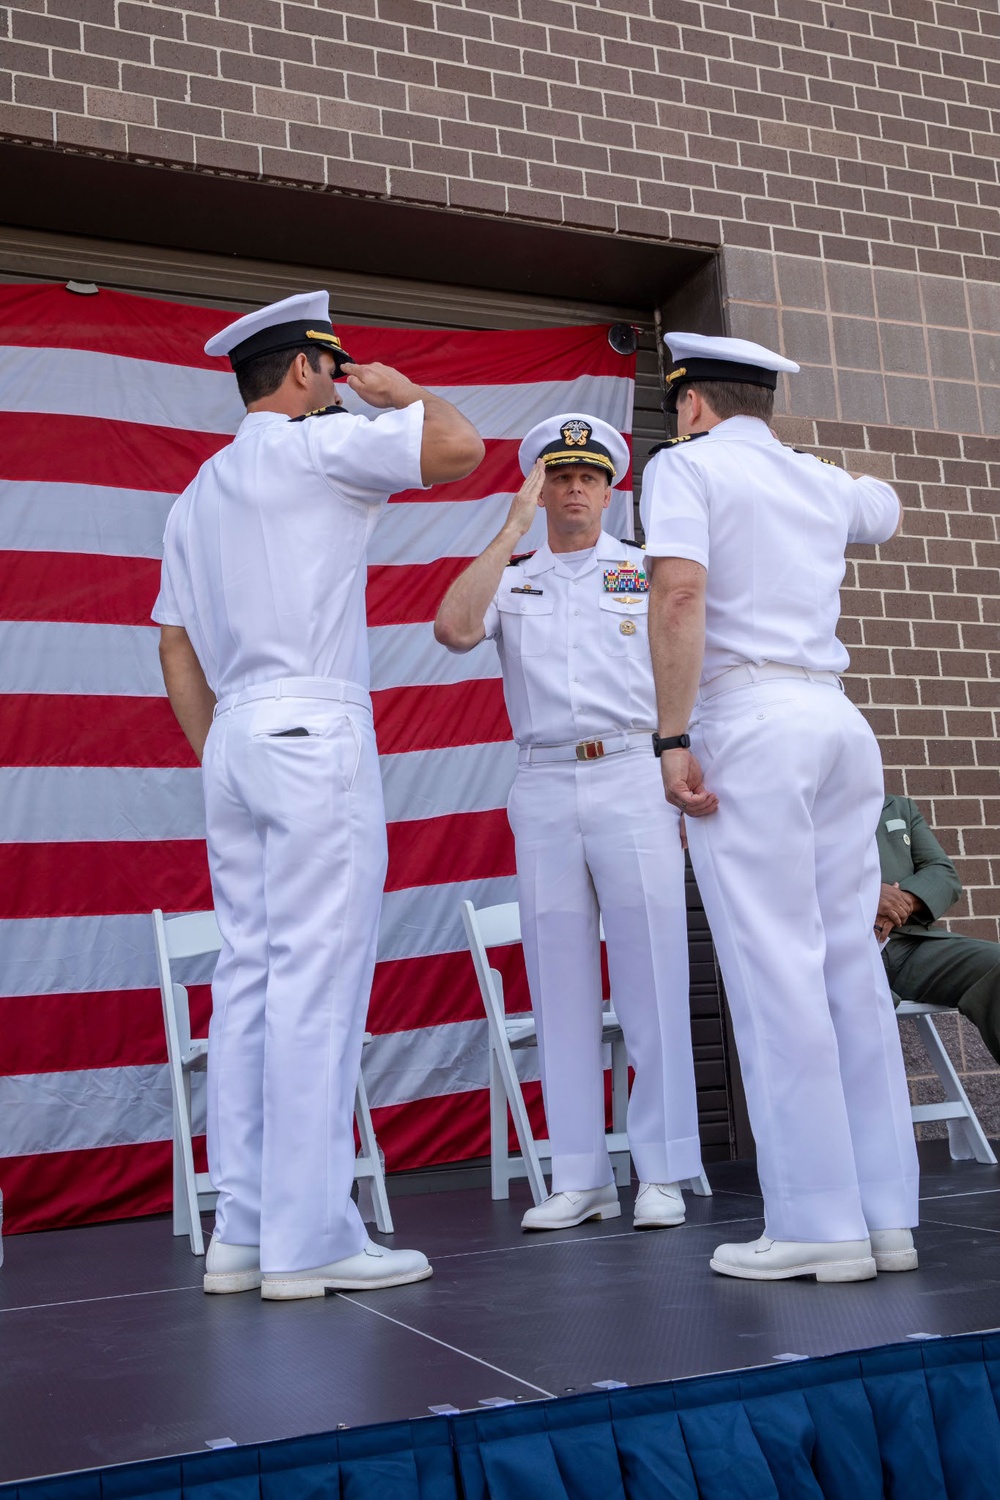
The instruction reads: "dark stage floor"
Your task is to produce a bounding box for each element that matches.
[3,1141,1000,1485]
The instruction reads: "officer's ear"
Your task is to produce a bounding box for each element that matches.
[601,480,612,512]
[287,351,314,390]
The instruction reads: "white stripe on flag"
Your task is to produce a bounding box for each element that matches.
[368,622,502,690]
[343,374,634,438]
[0,343,632,442]
[0,620,502,696]
[0,744,517,842]
[0,1021,548,1155]
[2,481,632,566]
[0,345,244,434]
[0,621,166,696]
[381,742,516,823]
[0,481,177,559]
[0,875,518,994]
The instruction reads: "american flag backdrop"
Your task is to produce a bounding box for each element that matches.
[0,282,637,1234]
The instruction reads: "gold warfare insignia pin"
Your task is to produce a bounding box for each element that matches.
[561,419,592,447]
[619,619,637,636]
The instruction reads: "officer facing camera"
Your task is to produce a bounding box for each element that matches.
[154,290,483,1300]
[435,414,705,1234]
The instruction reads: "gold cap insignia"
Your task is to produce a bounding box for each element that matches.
[561,419,592,447]
[306,330,344,349]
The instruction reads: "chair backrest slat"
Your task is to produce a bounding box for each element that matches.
[162,910,223,960]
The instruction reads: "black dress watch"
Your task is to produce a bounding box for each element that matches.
[652,732,691,757]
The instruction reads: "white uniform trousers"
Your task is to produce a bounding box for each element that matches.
[201,690,388,1274]
[507,746,702,1192]
[686,674,920,1243]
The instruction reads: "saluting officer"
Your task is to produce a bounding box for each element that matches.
[153,291,484,1299]
[435,415,705,1232]
[641,332,919,1282]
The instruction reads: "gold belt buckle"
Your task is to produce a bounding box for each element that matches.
[576,739,605,761]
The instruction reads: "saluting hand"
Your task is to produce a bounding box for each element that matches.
[341,361,422,409]
[661,748,718,819]
[504,460,546,540]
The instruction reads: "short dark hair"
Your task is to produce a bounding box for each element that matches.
[678,379,775,423]
[235,344,325,406]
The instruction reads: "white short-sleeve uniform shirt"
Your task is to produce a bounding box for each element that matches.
[639,416,900,683]
[479,529,657,747]
[152,404,425,697]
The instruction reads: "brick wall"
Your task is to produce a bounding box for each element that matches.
[0,0,998,275]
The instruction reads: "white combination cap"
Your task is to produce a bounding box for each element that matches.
[204,290,353,372]
[518,412,630,482]
[662,332,799,412]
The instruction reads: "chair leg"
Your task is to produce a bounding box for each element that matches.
[489,1046,512,1201]
[492,1035,548,1205]
[179,1072,205,1255]
[685,1171,713,1197]
[915,1015,998,1167]
[354,1074,394,1235]
[610,1036,631,1187]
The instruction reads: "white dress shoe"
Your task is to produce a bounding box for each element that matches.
[710,1233,877,1283]
[633,1182,686,1229]
[260,1239,432,1300]
[203,1234,262,1294]
[521,1184,620,1231]
[869,1228,918,1271]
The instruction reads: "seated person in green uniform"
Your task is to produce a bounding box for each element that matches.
[876,793,1000,1067]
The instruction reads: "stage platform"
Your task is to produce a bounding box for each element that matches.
[2,1141,999,1487]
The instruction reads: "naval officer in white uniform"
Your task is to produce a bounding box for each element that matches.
[153,291,484,1298]
[641,333,919,1282]
[435,415,704,1232]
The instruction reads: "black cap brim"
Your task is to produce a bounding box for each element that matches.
[662,357,778,413]
[229,319,353,373]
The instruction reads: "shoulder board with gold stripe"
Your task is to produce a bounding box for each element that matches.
[647,431,709,458]
[792,447,840,467]
[618,538,645,550]
[290,404,347,422]
[509,551,536,566]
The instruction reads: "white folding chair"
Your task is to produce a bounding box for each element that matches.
[460,898,712,1205]
[152,908,394,1253]
[896,1000,997,1165]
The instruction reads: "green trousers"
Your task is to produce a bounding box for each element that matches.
[884,932,1000,1067]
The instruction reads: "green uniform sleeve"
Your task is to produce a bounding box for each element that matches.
[897,800,963,923]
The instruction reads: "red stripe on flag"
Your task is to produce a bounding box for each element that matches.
[0,550,160,624]
[0,420,629,507]
[0,411,228,492]
[0,285,632,384]
[0,695,197,768]
[0,811,511,916]
[372,680,511,753]
[369,947,529,1035]
[386,808,515,893]
[366,559,470,627]
[0,685,508,767]
[371,1082,546,1174]
[0,840,211,919]
[0,1140,174,1234]
[0,985,212,1075]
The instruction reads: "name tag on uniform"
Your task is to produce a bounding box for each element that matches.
[510,585,544,596]
[603,565,648,598]
[885,819,906,832]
